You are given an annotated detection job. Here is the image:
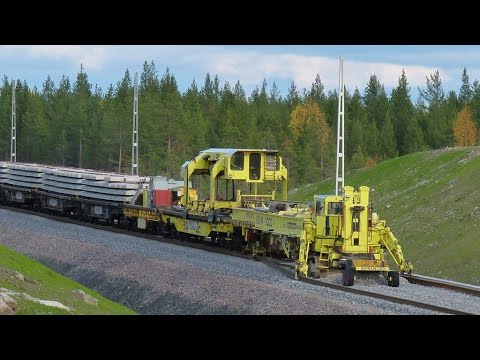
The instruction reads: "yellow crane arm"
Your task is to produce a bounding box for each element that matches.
[374,221,413,275]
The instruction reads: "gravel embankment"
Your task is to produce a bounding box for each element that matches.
[0,208,462,315]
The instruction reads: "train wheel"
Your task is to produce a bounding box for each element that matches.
[208,233,217,246]
[387,271,400,287]
[170,226,179,239]
[156,222,164,235]
[218,234,226,248]
[231,233,242,251]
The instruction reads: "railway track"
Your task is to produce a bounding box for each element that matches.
[1,203,479,315]
[402,274,480,297]
[0,204,254,261]
[256,257,478,315]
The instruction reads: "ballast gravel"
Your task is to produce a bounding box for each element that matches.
[0,208,475,315]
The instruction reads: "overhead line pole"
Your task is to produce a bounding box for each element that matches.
[132,72,139,175]
[335,57,345,195]
[11,80,16,162]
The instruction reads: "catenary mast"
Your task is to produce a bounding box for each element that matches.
[335,57,345,195]
[11,80,16,162]
[132,72,139,175]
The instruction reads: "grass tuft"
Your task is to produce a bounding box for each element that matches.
[0,243,136,315]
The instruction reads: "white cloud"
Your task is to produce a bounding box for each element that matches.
[27,45,106,71]
[183,48,447,93]
[383,47,480,64]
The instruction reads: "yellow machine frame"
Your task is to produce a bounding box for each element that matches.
[231,185,413,282]
[162,148,288,242]
[122,147,412,286]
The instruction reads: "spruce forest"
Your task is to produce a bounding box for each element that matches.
[0,61,478,188]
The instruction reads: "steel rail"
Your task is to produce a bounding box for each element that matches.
[257,256,475,315]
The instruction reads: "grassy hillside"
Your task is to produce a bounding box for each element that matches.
[290,146,480,286]
[0,243,136,314]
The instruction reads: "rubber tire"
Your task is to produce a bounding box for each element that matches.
[387,271,400,287]
[342,260,355,286]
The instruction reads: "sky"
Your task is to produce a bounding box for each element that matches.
[1,45,479,102]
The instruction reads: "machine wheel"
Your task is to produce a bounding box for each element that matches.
[156,221,164,235]
[127,218,137,231]
[231,231,244,251]
[387,271,400,287]
[209,233,217,246]
[342,260,355,286]
[218,234,226,248]
[170,226,179,239]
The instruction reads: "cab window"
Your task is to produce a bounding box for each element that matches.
[328,202,342,215]
[230,152,244,171]
[249,153,261,180]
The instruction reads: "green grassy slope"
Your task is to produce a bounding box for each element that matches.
[0,243,136,314]
[290,146,480,286]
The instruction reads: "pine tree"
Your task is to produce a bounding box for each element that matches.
[218,81,241,148]
[270,82,281,103]
[350,145,366,169]
[390,69,416,154]
[286,81,300,110]
[234,80,258,147]
[21,89,49,162]
[403,109,425,154]
[470,80,480,129]
[213,75,221,102]
[71,64,93,168]
[159,68,184,177]
[324,89,338,128]
[444,90,460,145]
[269,82,288,151]
[183,79,209,154]
[52,75,72,166]
[346,88,366,163]
[101,83,119,171]
[200,73,220,146]
[418,70,450,148]
[364,74,389,130]
[42,75,56,131]
[139,61,162,175]
[459,67,473,106]
[0,76,12,159]
[15,80,31,162]
[140,61,159,93]
[113,69,132,172]
[309,74,326,103]
[363,119,380,158]
[418,69,445,106]
[251,79,276,149]
[380,111,398,159]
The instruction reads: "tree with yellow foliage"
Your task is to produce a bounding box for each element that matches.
[289,98,330,182]
[453,106,477,147]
